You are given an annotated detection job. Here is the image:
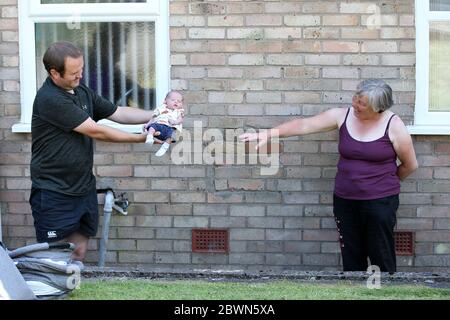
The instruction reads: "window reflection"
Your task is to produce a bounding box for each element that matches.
[429,22,450,112]
[35,22,156,109]
[41,0,145,4]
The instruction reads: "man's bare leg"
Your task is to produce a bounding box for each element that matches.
[63,232,89,261]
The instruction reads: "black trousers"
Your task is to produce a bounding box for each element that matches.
[333,194,399,273]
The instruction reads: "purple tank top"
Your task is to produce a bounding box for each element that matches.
[334,108,400,200]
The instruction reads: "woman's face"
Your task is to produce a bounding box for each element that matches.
[352,94,375,119]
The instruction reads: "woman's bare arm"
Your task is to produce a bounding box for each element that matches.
[389,116,419,180]
[240,108,345,149]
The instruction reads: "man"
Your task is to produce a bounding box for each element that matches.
[30,41,157,261]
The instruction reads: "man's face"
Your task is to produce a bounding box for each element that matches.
[51,56,84,91]
[165,92,183,110]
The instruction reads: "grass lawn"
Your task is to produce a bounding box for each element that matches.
[68,279,450,300]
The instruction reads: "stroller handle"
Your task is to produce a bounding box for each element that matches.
[48,242,75,250]
[8,242,75,258]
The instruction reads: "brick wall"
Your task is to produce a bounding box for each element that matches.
[1,0,449,272]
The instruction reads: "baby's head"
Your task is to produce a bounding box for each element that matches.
[164,90,183,110]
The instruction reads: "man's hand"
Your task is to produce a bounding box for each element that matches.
[142,123,163,144]
[143,118,155,131]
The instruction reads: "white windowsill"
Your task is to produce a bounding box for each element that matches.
[407,125,450,135]
[12,123,31,133]
[11,122,144,134]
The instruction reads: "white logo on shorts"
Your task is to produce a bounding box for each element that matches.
[47,231,57,238]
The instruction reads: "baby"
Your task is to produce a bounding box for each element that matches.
[145,90,185,157]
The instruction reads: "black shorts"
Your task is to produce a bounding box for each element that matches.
[29,187,99,243]
[147,123,176,141]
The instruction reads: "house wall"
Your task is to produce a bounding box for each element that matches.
[1,0,449,272]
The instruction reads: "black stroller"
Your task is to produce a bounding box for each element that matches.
[0,241,83,300]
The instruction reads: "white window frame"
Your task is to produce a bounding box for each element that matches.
[12,0,169,133]
[410,0,450,134]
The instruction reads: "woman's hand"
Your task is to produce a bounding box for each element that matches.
[239,130,270,150]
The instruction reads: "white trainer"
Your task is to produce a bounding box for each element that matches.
[155,142,170,157]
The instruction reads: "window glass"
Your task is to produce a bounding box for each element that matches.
[429,21,450,112]
[430,0,450,11]
[35,22,155,109]
[41,0,145,4]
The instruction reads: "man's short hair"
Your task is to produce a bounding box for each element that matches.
[43,41,83,77]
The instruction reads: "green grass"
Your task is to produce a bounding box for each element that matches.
[68,279,450,300]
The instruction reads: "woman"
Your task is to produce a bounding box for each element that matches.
[240,79,418,273]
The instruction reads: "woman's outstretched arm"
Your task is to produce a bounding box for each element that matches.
[240,108,344,150]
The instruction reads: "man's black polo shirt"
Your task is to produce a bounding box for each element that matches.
[31,77,117,196]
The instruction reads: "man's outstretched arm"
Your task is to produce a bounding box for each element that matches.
[73,117,147,142]
[107,106,154,124]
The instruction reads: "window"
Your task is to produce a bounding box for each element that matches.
[412,0,450,134]
[41,0,146,3]
[13,0,169,133]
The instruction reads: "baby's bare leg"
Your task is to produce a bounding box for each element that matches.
[145,127,157,144]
